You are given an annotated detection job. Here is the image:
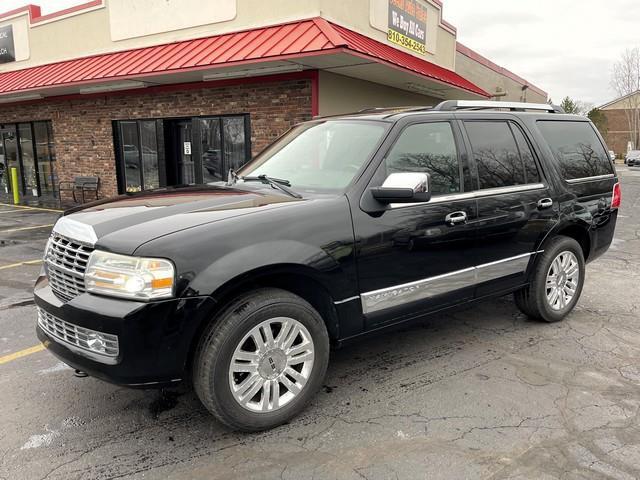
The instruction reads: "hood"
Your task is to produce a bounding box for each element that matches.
[54,185,304,254]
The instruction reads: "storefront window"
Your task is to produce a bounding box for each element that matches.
[223,117,247,172]
[120,122,142,192]
[0,127,18,197]
[140,121,160,190]
[114,115,249,193]
[0,121,56,201]
[33,121,57,197]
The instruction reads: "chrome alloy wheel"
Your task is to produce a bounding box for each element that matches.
[228,317,315,412]
[545,251,579,311]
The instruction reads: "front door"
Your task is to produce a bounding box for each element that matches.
[352,120,478,327]
[177,120,195,185]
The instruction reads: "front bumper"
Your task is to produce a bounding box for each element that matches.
[34,275,216,388]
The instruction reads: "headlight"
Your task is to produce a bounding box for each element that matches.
[85,250,175,300]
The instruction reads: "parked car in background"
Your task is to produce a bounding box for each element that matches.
[35,100,620,431]
[626,150,640,166]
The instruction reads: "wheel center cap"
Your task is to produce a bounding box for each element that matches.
[258,349,287,380]
[557,272,567,286]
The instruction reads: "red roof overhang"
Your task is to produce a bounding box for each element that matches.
[0,17,489,101]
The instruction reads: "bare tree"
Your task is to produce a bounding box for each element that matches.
[611,48,640,149]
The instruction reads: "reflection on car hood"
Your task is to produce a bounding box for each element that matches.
[58,185,304,254]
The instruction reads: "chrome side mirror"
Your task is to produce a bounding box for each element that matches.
[371,172,431,204]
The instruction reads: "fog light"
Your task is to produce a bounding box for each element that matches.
[86,333,107,353]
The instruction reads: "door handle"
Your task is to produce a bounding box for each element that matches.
[445,211,467,226]
[537,198,553,210]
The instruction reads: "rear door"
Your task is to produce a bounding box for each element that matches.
[459,116,559,297]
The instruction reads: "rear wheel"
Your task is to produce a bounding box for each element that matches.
[193,288,330,431]
[514,236,585,323]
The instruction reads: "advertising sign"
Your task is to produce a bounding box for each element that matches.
[0,25,15,64]
[387,0,427,55]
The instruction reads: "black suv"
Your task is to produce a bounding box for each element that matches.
[35,100,620,431]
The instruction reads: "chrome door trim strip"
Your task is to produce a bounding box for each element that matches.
[389,183,546,209]
[361,251,541,314]
[565,174,615,184]
[334,296,361,305]
[361,267,476,314]
[473,183,545,199]
[475,253,532,284]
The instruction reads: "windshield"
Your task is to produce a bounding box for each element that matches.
[238,120,388,192]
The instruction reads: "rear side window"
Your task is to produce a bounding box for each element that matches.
[385,122,461,195]
[465,121,526,189]
[537,121,614,180]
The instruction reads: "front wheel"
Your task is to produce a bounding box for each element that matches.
[514,235,585,323]
[192,288,330,431]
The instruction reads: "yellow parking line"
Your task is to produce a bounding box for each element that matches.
[0,344,46,365]
[0,203,63,213]
[0,259,43,270]
[1,224,54,233]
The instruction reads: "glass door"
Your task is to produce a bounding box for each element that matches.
[177,120,194,185]
[200,118,222,182]
[18,123,38,199]
[34,121,58,199]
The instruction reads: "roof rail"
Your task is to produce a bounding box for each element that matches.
[433,100,565,114]
[313,105,433,120]
[357,106,433,114]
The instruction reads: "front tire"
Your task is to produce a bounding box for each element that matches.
[514,235,585,323]
[192,288,330,431]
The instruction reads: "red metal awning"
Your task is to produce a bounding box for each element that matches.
[0,17,488,99]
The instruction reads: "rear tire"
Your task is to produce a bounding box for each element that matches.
[514,235,585,323]
[192,288,330,432]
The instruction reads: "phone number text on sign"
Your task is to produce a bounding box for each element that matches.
[387,30,426,55]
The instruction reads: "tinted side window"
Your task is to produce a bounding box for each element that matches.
[511,124,541,184]
[385,122,460,195]
[465,121,525,189]
[537,121,614,180]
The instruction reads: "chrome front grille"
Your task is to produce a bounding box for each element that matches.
[45,233,94,301]
[37,307,119,363]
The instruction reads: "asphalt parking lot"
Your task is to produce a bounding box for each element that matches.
[1,167,640,480]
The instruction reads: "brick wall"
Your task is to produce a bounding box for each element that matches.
[0,78,313,198]
[602,108,640,155]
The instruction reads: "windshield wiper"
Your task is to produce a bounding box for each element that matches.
[241,174,302,199]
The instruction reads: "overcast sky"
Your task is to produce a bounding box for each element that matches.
[445,0,639,106]
[3,0,637,106]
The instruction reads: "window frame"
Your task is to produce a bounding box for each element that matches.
[462,119,548,192]
[374,119,467,199]
[464,119,525,191]
[508,121,543,185]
